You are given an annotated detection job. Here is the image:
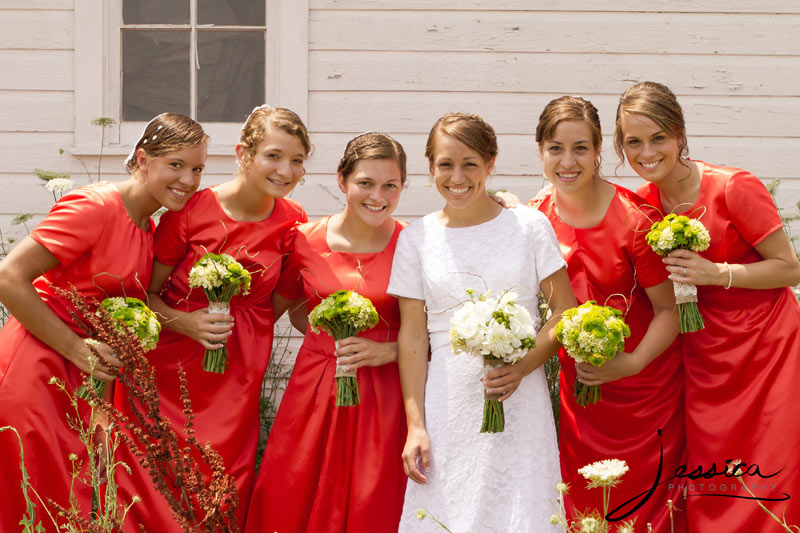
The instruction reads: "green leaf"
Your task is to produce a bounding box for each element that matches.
[34,168,71,182]
[11,214,33,226]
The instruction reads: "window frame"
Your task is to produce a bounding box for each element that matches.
[73,0,308,154]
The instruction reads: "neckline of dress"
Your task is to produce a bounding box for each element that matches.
[322,215,401,255]
[209,186,279,224]
[552,183,620,231]
[433,204,510,230]
[657,159,707,216]
[108,182,154,235]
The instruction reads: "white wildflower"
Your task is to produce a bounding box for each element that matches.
[578,458,629,488]
[44,178,74,195]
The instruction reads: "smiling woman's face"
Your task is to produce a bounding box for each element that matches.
[430,132,495,211]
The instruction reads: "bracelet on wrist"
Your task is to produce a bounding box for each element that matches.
[723,261,733,290]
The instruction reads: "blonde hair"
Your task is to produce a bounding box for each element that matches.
[614,81,688,165]
[338,133,407,184]
[238,106,311,170]
[425,112,498,164]
[125,113,208,173]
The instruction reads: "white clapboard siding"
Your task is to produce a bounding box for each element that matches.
[0,1,72,8]
[0,91,74,132]
[0,9,73,49]
[309,92,800,138]
[0,50,73,90]
[310,50,800,96]
[310,11,799,55]
[309,0,800,13]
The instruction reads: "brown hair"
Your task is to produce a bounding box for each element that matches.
[337,132,407,185]
[614,81,688,164]
[238,106,311,170]
[536,95,602,177]
[125,113,208,173]
[425,112,498,164]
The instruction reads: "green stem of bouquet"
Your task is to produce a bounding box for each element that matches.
[481,399,505,433]
[335,376,360,407]
[574,379,602,407]
[76,376,107,401]
[678,302,704,333]
[202,346,228,374]
[322,323,363,407]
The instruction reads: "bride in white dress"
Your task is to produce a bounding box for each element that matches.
[388,112,576,532]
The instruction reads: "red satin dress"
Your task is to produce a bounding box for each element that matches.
[533,183,687,531]
[246,217,408,533]
[639,161,800,532]
[114,187,306,531]
[0,183,154,531]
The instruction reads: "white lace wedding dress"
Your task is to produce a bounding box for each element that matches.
[388,206,564,533]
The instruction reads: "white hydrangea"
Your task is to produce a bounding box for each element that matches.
[450,289,536,364]
[655,226,674,254]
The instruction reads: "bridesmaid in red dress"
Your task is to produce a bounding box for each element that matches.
[0,113,207,531]
[114,106,310,530]
[246,133,408,533]
[615,81,800,531]
[527,96,686,530]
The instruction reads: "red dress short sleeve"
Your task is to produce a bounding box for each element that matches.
[533,183,686,531]
[0,182,154,532]
[640,161,800,530]
[245,217,408,533]
[113,188,307,531]
[153,204,190,266]
[724,169,783,247]
[275,224,303,301]
[30,187,106,267]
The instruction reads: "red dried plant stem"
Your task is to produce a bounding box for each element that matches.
[54,285,239,532]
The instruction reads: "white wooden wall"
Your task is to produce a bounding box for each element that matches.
[1,1,799,233]
[302,0,800,227]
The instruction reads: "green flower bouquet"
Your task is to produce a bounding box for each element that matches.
[77,296,161,400]
[645,213,711,332]
[556,301,631,406]
[308,290,379,406]
[188,252,252,373]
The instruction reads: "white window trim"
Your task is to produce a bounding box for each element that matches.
[72,0,308,155]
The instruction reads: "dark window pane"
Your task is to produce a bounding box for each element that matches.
[197,30,265,123]
[122,30,190,121]
[123,0,189,24]
[198,0,265,26]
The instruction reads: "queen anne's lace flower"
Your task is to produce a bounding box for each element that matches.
[578,458,629,487]
[44,177,74,195]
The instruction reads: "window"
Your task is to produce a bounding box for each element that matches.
[73,0,307,151]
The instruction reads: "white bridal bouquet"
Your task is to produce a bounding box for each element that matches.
[77,296,161,399]
[646,213,711,332]
[449,288,537,433]
[556,301,631,406]
[188,252,252,374]
[309,289,379,406]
